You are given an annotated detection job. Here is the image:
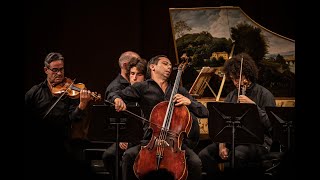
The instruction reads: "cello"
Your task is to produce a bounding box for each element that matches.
[133,62,191,180]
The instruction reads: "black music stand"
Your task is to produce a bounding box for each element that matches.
[88,104,144,180]
[207,102,264,168]
[265,107,295,151]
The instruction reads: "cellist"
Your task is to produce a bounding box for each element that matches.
[108,55,209,180]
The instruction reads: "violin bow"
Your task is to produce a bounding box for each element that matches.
[104,100,178,137]
[43,79,76,119]
[237,56,244,103]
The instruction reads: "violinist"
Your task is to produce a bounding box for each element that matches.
[108,55,209,180]
[198,53,276,179]
[24,52,94,179]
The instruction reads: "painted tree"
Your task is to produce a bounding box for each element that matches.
[174,20,192,38]
[231,22,269,63]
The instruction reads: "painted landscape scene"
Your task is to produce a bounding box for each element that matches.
[169,7,295,97]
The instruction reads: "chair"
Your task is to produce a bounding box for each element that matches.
[83,141,113,179]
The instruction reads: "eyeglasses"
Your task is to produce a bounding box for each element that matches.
[47,67,64,73]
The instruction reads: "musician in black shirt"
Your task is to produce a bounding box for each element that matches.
[198,53,276,179]
[24,52,93,178]
[102,51,142,180]
[104,51,141,102]
[108,55,209,180]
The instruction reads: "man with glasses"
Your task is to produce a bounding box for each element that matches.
[25,52,94,178]
[47,67,64,73]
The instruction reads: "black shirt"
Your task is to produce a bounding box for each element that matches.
[105,74,130,102]
[24,80,88,173]
[224,82,276,149]
[25,80,87,142]
[108,79,209,148]
[104,73,140,146]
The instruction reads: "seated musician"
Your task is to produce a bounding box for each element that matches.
[24,52,94,179]
[102,51,144,180]
[198,52,276,179]
[108,55,209,180]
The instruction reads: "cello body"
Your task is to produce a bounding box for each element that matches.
[133,101,192,180]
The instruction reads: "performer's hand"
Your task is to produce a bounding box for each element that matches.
[155,139,169,147]
[238,95,255,104]
[79,89,92,110]
[173,94,191,106]
[219,143,229,160]
[119,142,128,150]
[114,98,127,112]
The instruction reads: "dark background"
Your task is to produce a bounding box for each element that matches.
[23,1,296,177]
[24,0,295,99]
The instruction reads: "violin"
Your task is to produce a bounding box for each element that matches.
[51,77,101,101]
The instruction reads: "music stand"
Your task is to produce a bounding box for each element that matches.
[265,106,295,151]
[88,104,144,180]
[207,102,264,168]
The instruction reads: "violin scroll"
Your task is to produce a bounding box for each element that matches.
[90,91,102,101]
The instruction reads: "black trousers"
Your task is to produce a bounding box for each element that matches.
[25,139,93,179]
[102,143,126,180]
[198,142,269,179]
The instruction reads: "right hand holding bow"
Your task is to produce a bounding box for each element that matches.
[114,98,127,112]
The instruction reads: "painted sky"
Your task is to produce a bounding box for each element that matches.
[170,7,295,55]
